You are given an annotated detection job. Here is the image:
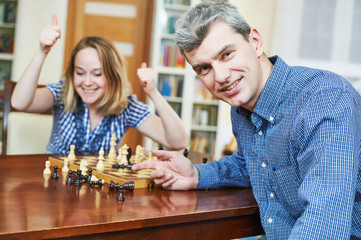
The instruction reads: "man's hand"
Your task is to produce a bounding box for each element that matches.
[132,149,199,190]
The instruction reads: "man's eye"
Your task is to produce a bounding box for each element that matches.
[199,66,210,75]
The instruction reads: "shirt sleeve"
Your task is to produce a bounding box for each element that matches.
[289,82,361,239]
[195,149,251,189]
[124,94,151,128]
[46,80,64,104]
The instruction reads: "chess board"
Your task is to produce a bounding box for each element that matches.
[48,155,153,188]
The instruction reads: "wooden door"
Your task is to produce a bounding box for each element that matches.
[64,0,154,150]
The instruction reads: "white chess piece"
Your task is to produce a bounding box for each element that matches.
[80,159,88,175]
[62,158,69,173]
[68,145,76,161]
[118,144,129,165]
[96,147,105,172]
[108,134,117,160]
[43,160,51,175]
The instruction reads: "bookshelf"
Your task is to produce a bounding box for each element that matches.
[0,0,17,141]
[146,0,228,159]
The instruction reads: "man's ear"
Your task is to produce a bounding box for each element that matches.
[249,28,264,58]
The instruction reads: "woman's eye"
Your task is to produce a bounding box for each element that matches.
[223,51,232,58]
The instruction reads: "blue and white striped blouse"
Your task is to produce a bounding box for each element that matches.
[45,80,151,154]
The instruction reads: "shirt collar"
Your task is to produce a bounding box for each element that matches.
[252,56,289,124]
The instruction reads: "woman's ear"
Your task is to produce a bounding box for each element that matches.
[249,28,264,58]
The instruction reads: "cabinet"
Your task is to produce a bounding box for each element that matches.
[0,0,17,141]
[146,0,228,159]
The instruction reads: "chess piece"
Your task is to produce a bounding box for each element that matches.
[43,160,51,175]
[62,158,69,173]
[66,170,73,185]
[91,175,99,182]
[123,181,135,191]
[127,147,132,162]
[183,148,188,157]
[87,168,93,182]
[202,157,208,164]
[147,151,153,161]
[97,147,105,172]
[51,165,59,179]
[117,144,129,165]
[89,179,105,186]
[112,163,133,170]
[133,145,145,164]
[80,159,88,175]
[74,169,82,186]
[68,145,76,161]
[116,188,125,201]
[43,174,50,188]
[108,133,117,160]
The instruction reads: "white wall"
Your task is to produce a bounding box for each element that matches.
[12,0,68,84]
[231,0,277,56]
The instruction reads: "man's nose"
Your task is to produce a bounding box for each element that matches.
[213,62,230,83]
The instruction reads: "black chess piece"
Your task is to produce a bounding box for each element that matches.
[108,180,116,190]
[123,181,135,191]
[127,147,132,162]
[183,148,188,157]
[87,168,93,182]
[89,179,104,187]
[112,163,133,170]
[202,157,208,164]
[147,180,155,190]
[116,188,125,201]
[66,170,73,184]
[51,165,59,179]
[74,169,82,186]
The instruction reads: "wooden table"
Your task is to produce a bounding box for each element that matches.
[0,154,263,240]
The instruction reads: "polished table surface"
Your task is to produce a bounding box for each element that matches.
[0,154,263,240]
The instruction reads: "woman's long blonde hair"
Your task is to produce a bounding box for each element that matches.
[62,36,132,114]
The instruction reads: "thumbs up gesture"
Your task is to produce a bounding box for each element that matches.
[39,15,61,54]
[137,62,156,96]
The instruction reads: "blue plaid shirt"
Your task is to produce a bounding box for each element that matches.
[196,56,361,239]
[45,80,151,154]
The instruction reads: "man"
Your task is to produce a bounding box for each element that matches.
[133,1,361,239]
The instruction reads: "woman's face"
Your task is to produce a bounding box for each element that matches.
[73,47,107,110]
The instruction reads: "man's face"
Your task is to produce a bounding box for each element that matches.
[185,20,266,111]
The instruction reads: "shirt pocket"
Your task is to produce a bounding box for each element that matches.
[269,164,305,218]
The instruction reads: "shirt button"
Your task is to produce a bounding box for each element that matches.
[261,162,266,168]
[270,193,274,198]
[268,218,273,224]
[258,130,263,136]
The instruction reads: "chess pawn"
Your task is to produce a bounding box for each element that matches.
[43,174,50,188]
[108,133,117,160]
[68,145,76,161]
[97,147,105,172]
[62,158,69,173]
[116,188,125,201]
[147,151,154,161]
[51,165,59,179]
[66,170,73,185]
[43,160,51,175]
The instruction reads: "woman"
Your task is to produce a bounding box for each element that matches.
[11,16,188,153]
